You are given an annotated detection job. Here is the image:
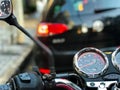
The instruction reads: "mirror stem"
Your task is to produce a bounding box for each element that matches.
[4,14,56,78]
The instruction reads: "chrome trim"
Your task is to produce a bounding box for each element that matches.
[0,0,13,19]
[113,84,120,90]
[87,81,117,90]
[112,47,120,72]
[55,79,82,90]
[73,47,109,78]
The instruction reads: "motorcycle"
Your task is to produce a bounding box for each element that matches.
[0,0,120,90]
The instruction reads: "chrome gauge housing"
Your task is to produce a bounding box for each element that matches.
[73,47,109,78]
[112,47,120,72]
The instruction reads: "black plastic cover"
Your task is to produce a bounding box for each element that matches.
[15,72,44,90]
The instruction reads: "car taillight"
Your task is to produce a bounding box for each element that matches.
[37,23,68,37]
[39,68,50,74]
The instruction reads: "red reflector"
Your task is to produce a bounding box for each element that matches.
[39,68,50,74]
[37,23,68,37]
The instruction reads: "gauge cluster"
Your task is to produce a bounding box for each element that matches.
[73,47,120,79]
[112,47,120,72]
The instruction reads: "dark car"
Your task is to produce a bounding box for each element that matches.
[33,0,120,73]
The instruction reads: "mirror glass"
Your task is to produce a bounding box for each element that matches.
[0,0,12,19]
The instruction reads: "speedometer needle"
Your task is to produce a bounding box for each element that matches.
[80,61,95,69]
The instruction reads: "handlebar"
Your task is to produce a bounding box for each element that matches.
[0,66,82,90]
[0,68,119,90]
[0,84,11,90]
[0,72,82,90]
[0,72,44,90]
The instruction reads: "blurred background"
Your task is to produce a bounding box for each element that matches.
[0,0,48,84]
[0,0,47,45]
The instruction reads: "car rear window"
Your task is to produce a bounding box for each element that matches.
[47,0,120,18]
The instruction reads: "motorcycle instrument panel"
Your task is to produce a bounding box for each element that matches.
[73,47,109,78]
[112,47,120,72]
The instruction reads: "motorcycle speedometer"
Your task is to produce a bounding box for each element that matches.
[73,47,109,78]
[112,47,120,72]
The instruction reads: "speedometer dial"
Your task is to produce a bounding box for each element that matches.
[73,47,109,78]
[78,52,105,74]
[112,47,120,72]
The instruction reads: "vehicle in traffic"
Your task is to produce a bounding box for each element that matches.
[33,0,120,73]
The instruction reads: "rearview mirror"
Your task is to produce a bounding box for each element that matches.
[0,0,12,19]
